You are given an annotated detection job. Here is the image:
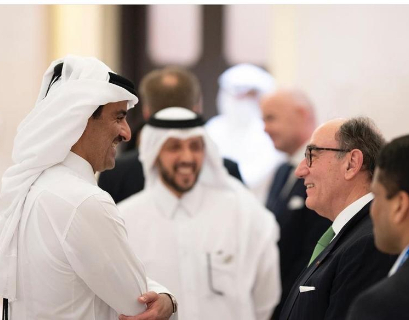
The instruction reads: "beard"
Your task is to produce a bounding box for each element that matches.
[157,160,200,194]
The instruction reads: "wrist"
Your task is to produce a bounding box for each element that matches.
[160,293,178,314]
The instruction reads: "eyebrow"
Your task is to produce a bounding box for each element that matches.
[116,110,127,117]
[306,144,317,149]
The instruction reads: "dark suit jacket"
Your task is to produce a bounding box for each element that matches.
[279,202,397,320]
[268,178,331,319]
[98,149,243,203]
[347,257,409,320]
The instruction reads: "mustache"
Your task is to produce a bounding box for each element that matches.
[113,135,124,144]
[174,162,196,170]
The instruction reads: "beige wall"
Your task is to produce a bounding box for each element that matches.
[0,5,49,179]
[270,5,409,140]
[0,5,119,182]
[2,4,409,181]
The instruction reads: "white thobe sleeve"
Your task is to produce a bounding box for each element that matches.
[252,218,282,320]
[62,193,148,316]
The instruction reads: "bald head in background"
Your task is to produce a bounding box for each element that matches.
[138,66,203,119]
[261,88,316,156]
[260,88,331,320]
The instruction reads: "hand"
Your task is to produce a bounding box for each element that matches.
[118,291,173,320]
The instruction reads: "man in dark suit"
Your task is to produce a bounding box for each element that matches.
[260,89,331,319]
[98,66,242,203]
[347,134,409,320]
[279,117,396,320]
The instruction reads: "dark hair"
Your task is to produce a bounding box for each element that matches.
[139,66,201,114]
[377,134,409,198]
[335,117,385,179]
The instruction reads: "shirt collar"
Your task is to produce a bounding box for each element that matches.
[389,244,409,276]
[62,151,97,186]
[332,193,374,236]
[153,179,204,220]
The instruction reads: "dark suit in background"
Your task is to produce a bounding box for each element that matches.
[347,258,409,320]
[98,149,243,203]
[279,202,396,320]
[267,166,331,319]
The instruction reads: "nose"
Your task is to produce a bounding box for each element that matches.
[121,120,131,142]
[295,158,309,178]
[180,147,194,162]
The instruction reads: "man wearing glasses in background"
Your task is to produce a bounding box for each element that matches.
[279,117,396,320]
[118,107,281,320]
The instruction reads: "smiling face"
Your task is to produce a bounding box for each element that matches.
[156,136,205,197]
[71,101,131,172]
[294,120,348,220]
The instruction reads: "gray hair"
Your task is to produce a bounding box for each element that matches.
[335,117,385,179]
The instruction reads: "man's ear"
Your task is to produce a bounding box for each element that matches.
[344,149,364,180]
[392,191,409,224]
[142,105,151,121]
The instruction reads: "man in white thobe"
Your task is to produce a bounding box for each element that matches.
[0,55,176,320]
[119,107,281,320]
[205,64,286,203]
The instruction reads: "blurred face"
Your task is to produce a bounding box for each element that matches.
[370,168,400,254]
[294,121,347,220]
[157,136,205,197]
[72,101,131,172]
[260,94,302,155]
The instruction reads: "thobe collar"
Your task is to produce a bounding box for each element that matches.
[332,193,373,236]
[153,179,204,220]
[62,151,98,186]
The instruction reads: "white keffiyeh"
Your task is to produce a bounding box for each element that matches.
[0,55,138,301]
[139,107,232,191]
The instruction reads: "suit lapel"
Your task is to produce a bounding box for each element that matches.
[280,202,371,320]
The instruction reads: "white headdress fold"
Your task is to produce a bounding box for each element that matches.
[139,107,231,190]
[0,55,138,301]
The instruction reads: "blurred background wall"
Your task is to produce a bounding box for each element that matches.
[1,4,409,180]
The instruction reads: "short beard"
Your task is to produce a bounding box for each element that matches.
[157,159,199,194]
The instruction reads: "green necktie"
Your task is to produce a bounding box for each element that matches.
[308,226,335,266]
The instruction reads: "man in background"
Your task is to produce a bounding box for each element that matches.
[260,89,331,319]
[206,64,285,203]
[347,134,409,320]
[280,117,396,320]
[119,107,281,320]
[98,66,242,203]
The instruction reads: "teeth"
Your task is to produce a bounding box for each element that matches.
[177,167,193,174]
[306,184,314,189]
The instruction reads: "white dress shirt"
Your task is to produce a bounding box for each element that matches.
[332,193,374,237]
[119,179,281,320]
[11,152,160,319]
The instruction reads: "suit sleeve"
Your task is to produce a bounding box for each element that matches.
[324,234,392,320]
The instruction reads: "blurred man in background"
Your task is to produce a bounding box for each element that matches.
[260,89,331,319]
[119,107,282,320]
[206,64,285,203]
[98,66,242,203]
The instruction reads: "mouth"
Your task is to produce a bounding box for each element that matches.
[112,136,123,148]
[175,163,196,175]
[305,183,315,189]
